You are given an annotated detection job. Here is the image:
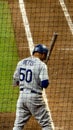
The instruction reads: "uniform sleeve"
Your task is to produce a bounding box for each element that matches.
[39,63,49,88]
[13,63,20,86]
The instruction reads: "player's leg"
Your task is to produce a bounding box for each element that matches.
[13,95,31,130]
[28,94,53,130]
[35,105,53,130]
[13,105,31,130]
[42,126,53,130]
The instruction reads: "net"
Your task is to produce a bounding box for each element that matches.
[0,0,73,130]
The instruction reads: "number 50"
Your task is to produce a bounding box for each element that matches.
[20,68,32,83]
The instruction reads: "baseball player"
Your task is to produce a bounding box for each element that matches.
[12,44,53,130]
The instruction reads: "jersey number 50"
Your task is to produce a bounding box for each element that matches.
[20,68,32,83]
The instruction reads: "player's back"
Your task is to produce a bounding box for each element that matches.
[18,56,45,93]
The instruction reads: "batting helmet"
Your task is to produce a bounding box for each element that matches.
[32,44,49,55]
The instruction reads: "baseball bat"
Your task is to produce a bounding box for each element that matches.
[45,32,58,64]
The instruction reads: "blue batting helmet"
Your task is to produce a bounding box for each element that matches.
[32,44,49,55]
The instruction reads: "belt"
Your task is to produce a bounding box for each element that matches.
[20,88,42,95]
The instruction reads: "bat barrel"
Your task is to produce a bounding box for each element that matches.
[45,32,58,64]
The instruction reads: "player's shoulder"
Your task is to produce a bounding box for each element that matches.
[17,56,33,66]
[17,58,27,65]
[37,58,47,69]
[41,61,47,68]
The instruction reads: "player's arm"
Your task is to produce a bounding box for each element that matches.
[13,63,20,87]
[41,79,49,88]
[13,77,19,87]
[39,63,49,89]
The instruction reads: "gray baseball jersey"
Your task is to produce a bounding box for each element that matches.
[13,56,49,93]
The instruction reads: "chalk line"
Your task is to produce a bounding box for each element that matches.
[59,0,73,35]
[58,48,73,51]
[19,0,34,55]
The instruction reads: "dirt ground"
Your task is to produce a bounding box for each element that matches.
[0,0,73,130]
